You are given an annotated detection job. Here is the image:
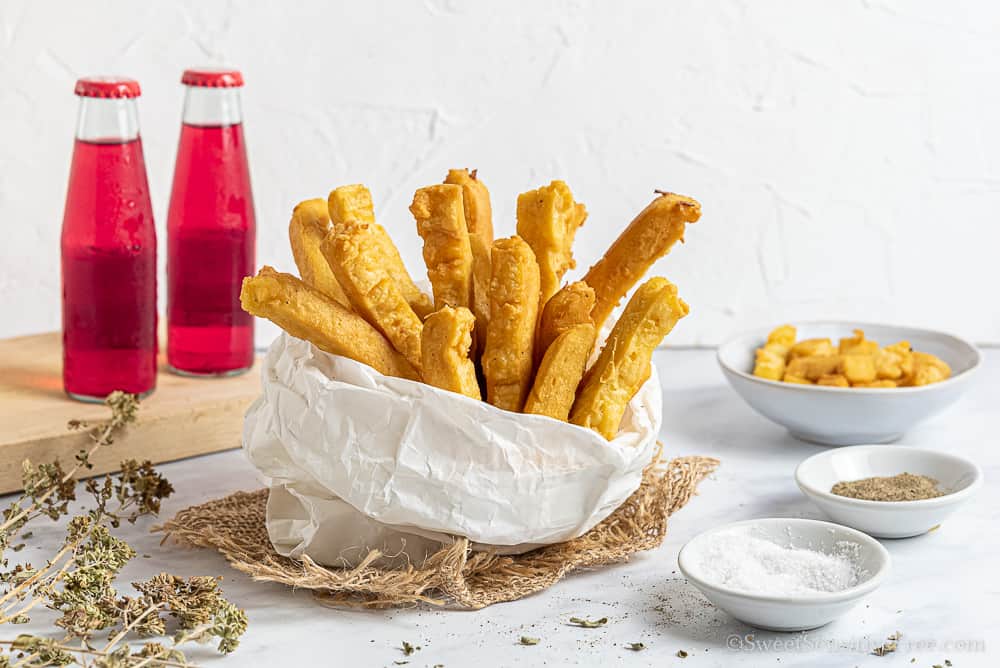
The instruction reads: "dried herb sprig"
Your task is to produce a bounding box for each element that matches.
[0,392,247,666]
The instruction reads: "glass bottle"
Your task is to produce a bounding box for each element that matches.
[167,68,256,376]
[61,77,157,402]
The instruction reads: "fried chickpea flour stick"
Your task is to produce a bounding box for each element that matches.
[536,281,595,363]
[328,184,434,319]
[420,306,480,400]
[444,168,493,348]
[288,198,351,307]
[321,223,425,373]
[410,184,474,312]
[516,180,587,311]
[524,323,596,421]
[240,267,418,380]
[482,237,541,412]
[571,277,689,439]
[582,191,700,332]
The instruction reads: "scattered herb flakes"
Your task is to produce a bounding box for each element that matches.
[569,616,608,628]
[21,531,32,539]
[519,636,540,646]
[677,649,689,658]
[946,661,952,667]
[401,641,420,656]
[11,543,25,552]
[626,642,645,651]
[394,662,409,666]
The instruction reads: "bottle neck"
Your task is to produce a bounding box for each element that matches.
[75,97,140,143]
[182,86,243,126]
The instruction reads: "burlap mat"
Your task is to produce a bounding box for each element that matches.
[157,454,718,609]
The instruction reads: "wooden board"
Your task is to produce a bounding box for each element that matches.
[0,332,261,495]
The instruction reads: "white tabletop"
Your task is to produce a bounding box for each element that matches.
[9,349,997,667]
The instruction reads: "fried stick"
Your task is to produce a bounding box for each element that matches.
[535,280,595,363]
[420,305,480,399]
[444,168,493,350]
[240,267,418,380]
[288,198,351,307]
[570,277,689,439]
[321,222,424,372]
[482,236,540,412]
[327,184,434,319]
[582,191,700,332]
[410,184,474,312]
[524,323,596,421]
[516,180,587,311]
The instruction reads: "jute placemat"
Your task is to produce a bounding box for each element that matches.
[156,454,718,609]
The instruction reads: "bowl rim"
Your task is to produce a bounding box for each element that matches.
[716,320,982,395]
[794,445,984,510]
[677,517,890,605]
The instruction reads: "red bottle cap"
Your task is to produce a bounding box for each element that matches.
[181,68,244,88]
[74,77,142,99]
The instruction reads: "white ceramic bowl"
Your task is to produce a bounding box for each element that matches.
[717,322,980,445]
[678,518,890,631]
[795,445,983,538]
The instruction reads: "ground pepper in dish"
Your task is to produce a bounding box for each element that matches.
[831,472,945,501]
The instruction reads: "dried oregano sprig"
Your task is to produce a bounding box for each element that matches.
[0,392,248,666]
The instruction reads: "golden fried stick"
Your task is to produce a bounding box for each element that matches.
[516,180,587,310]
[524,323,596,421]
[321,222,424,372]
[288,198,351,307]
[328,184,434,319]
[570,277,689,439]
[410,184,474,312]
[420,306,480,400]
[536,281,595,363]
[482,236,540,412]
[582,191,700,332]
[240,267,418,380]
[444,168,493,349]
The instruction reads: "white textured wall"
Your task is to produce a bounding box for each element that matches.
[2,0,999,347]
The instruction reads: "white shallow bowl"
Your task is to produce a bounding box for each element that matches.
[717,322,980,445]
[795,445,983,538]
[678,518,890,632]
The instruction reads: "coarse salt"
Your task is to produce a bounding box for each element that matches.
[686,526,867,595]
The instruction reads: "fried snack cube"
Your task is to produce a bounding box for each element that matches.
[788,338,836,360]
[516,180,587,310]
[785,354,841,381]
[853,380,898,388]
[874,341,912,380]
[322,222,425,372]
[482,237,541,412]
[420,306,480,400]
[524,323,597,421]
[571,277,689,439]
[782,373,813,384]
[839,353,877,384]
[839,329,879,356]
[328,184,434,319]
[904,352,952,386]
[240,267,417,380]
[536,281,596,363]
[752,348,786,381]
[444,168,494,351]
[411,184,474,312]
[767,324,797,348]
[288,198,351,307]
[583,191,700,333]
[817,374,849,388]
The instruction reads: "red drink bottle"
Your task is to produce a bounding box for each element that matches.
[61,78,157,402]
[167,68,256,376]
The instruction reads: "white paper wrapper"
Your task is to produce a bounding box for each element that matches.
[243,333,662,567]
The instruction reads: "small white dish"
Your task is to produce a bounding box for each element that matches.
[678,518,890,632]
[717,321,980,445]
[795,445,983,538]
